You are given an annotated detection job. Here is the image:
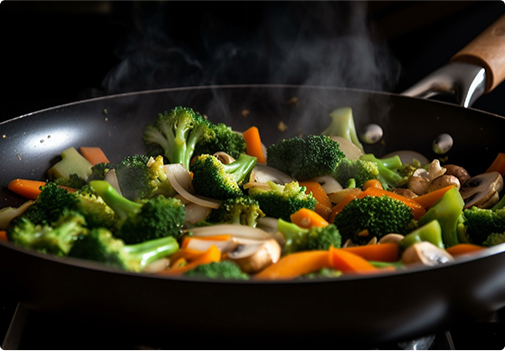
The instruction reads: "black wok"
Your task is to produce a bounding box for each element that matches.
[2,84,505,348]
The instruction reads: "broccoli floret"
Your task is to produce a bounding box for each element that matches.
[463,207,505,246]
[194,123,246,159]
[359,154,403,189]
[419,187,465,247]
[143,106,214,171]
[321,107,364,153]
[482,232,505,247]
[68,227,179,272]
[266,135,345,181]
[191,153,257,200]
[332,158,380,189]
[333,195,413,245]
[198,197,265,227]
[53,173,88,189]
[395,159,423,188]
[7,211,87,255]
[87,162,111,181]
[248,181,317,221]
[89,180,185,244]
[277,218,341,255]
[20,182,114,229]
[183,261,249,280]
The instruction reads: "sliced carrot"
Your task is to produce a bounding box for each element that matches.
[242,126,266,164]
[0,231,7,242]
[445,244,485,256]
[290,208,329,229]
[181,235,232,249]
[362,179,383,190]
[341,243,400,262]
[8,179,77,200]
[79,147,110,165]
[330,246,377,274]
[413,185,455,210]
[328,193,358,223]
[254,250,332,280]
[299,181,332,220]
[361,187,426,220]
[486,152,505,175]
[160,245,221,275]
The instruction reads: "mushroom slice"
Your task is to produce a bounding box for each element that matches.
[249,164,294,185]
[378,234,404,244]
[213,152,235,165]
[408,169,430,196]
[427,159,446,182]
[392,188,418,199]
[402,242,454,266]
[227,238,281,273]
[460,171,504,209]
[444,165,471,185]
[427,175,460,193]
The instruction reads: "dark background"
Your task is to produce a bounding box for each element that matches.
[1,1,505,122]
[2,1,505,349]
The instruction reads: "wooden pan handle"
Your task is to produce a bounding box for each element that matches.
[451,14,505,93]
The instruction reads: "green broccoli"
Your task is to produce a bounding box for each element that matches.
[248,181,317,221]
[191,153,257,200]
[89,180,185,244]
[277,218,341,255]
[462,206,505,246]
[321,107,364,153]
[194,122,247,159]
[68,227,179,272]
[143,106,214,171]
[395,159,423,188]
[332,158,380,189]
[87,162,111,181]
[74,185,116,229]
[482,232,505,247]
[359,154,403,189]
[183,261,249,280]
[198,197,265,227]
[53,173,88,189]
[266,135,345,181]
[419,187,465,247]
[7,211,87,255]
[333,195,413,245]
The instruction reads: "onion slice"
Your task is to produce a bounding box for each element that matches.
[184,203,212,224]
[164,163,221,209]
[188,224,272,240]
[311,175,343,194]
[249,164,294,184]
[104,169,122,196]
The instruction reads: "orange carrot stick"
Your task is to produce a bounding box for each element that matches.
[299,181,333,220]
[330,246,377,274]
[445,244,485,256]
[8,179,77,200]
[79,147,110,165]
[290,208,329,229]
[254,250,332,280]
[362,179,383,190]
[160,245,221,275]
[486,152,505,175]
[413,185,455,210]
[242,127,266,164]
[0,231,7,242]
[341,243,400,262]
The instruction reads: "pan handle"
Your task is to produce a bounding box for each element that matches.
[451,13,505,94]
[402,14,505,107]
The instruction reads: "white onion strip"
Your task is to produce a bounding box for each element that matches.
[164,163,221,209]
[188,224,272,240]
[104,169,122,196]
[184,203,212,224]
[311,175,343,194]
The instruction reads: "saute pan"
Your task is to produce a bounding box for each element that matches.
[2,13,505,350]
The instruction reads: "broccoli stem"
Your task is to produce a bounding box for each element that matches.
[322,107,364,153]
[277,218,309,254]
[89,180,142,220]
[222,153,258,183]
[360,154,403,188]
[123,236,179,270]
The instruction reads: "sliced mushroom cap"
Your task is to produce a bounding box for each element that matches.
[408,172,430,196]
[378,233,405,244]
[249,164,294,185]
[213,152,235,165]
[402,242,454,266]
[427,175,460,193]
[460,171,504,209]
[392,188,418,199]
[444,165,471,185]
[227,238,281,274]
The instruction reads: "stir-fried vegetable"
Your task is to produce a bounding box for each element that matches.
[2,105,503,280]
